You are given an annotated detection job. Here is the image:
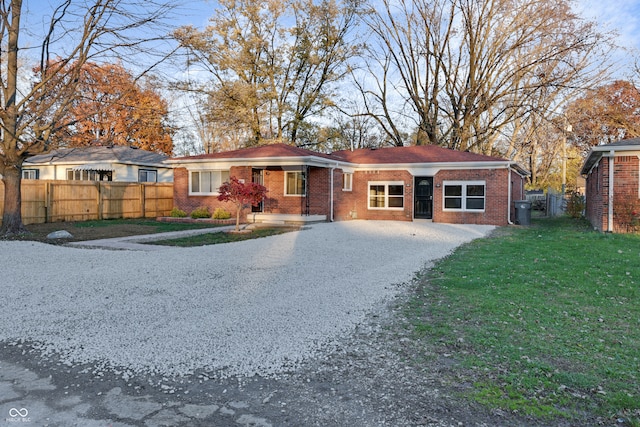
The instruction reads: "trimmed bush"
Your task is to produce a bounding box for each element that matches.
[213,207,232,220]
[190,206,211,219]
[170,207,187,218]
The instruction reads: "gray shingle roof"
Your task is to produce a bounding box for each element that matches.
[26,146,168,166]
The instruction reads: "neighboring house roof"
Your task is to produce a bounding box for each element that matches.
[581,138,640,175]
[25,146,169,168]
[169,143,529,175]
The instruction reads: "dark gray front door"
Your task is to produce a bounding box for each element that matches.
[414,177,433,219]
[252,169,264,212]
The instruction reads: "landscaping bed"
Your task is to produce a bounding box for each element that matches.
[9,218,225,243]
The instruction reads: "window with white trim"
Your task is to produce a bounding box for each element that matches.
[66,169,109,181]
[190,170,230,195]
[368,181,404,209]
[22,169,39,179]
[443,181,485,211]
[285,171,306,196]
[342,173,353,191]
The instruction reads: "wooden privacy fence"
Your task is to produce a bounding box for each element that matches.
[0,180,174,225]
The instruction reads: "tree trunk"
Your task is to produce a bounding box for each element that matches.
[1,165,27,236]
[235,202,241,232]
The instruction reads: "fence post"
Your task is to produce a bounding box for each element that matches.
[97,181,103,220]
[45,181,51,223]
[140,184,146,218]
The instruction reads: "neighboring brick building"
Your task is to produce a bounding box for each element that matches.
[581,139,640,233]
[168,143,528,226]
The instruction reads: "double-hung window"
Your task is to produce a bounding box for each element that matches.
[190,170,230,195]
[443,181,485,211]
[368,181,404,209]
[285,171,306,196]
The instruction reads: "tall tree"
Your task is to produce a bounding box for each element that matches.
[358,0,612,153]
[0,0,174,236]
[43,62,174,155]
[173,0,361,147]
[565,80,640,153]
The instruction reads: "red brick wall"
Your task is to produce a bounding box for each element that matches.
[260,167,330,215]
[612,156,640,233]
[173,166,252,218]
[433,168,512,226]
[174,164,523,226]
[334,170,414,221]
[173,166,332,219]
[585,155,640,233]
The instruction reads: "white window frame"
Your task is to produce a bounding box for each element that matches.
[285,171,306,196]
[368,181,404,210]
[189,170,230,195]
[66,169,101,181]
[22,169,39,179]
[442,180,486,212]
[342,173,353,191]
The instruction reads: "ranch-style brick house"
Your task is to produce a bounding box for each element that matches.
[581,138,640,233]
[167,143,528,226]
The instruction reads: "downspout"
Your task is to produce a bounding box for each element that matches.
[507,165,514,225]
[608,151,615,232]
[330,166,335,222]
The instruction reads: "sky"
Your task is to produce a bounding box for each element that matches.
[575,0,640,74]
[173,0,640,72]
[23,0,640,73]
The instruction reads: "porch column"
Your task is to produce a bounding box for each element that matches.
[607,150,614,232]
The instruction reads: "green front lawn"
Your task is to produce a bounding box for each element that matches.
[410,217,640,424]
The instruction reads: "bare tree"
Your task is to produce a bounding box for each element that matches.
[0,0,176,235]
[358,0,612,153]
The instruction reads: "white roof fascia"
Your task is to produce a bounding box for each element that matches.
[350,161,520,175]
[119,161,173,168]
[592,145,640,154]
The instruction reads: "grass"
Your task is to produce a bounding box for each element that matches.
[147,226,300,246]
[409,216,640,424]
[71,218,225,232]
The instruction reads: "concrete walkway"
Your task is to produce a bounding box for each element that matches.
[0,356,274,427]
[67,226,237,251]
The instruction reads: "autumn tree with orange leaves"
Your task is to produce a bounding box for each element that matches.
[565,80,640,154]
[0,0,175,236]
[45,62,174,155]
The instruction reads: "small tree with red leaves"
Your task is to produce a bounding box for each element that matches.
[217,176,268,231]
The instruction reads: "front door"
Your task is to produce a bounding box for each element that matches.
[414,177,433,219]
[252,169,264,212]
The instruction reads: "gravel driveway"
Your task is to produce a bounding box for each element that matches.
[1,221,493,381]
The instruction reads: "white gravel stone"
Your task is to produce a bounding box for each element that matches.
[0,221,493,378]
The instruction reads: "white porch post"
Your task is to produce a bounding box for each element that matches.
[608,150,615,232]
